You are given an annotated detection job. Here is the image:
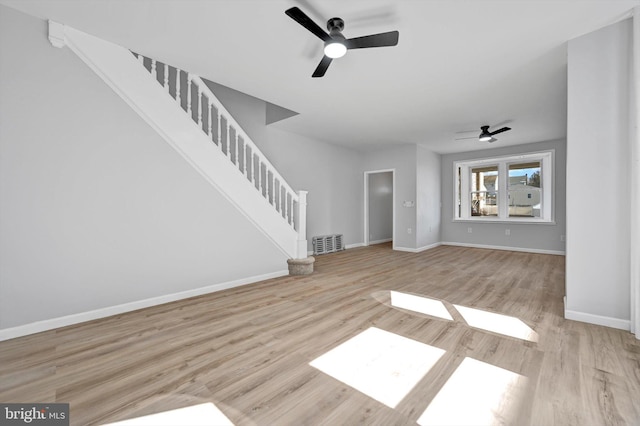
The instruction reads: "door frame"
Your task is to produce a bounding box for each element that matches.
[363,169,396,249]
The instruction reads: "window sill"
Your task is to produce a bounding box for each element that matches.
[453,218,556,225]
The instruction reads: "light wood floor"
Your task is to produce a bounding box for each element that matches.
[1,244,639,425]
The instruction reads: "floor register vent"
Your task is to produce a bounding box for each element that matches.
[312,234,345,255]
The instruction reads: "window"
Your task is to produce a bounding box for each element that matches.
[470,165,498,217]
[454,151,553,223]
[508,161,541,218]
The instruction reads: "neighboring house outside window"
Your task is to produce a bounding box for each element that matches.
[454,151,554,223]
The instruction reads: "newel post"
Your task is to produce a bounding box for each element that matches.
[288,189,314,275]
[296,190,308,259]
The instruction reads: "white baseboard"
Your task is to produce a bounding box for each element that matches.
[394,242,442,253]
[441,241,565,256]
[0,270,288,342]
[564,307,630,331]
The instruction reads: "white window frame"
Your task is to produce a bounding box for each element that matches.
[454,150,554,223]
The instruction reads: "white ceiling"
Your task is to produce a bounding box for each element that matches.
[2,0,637,153]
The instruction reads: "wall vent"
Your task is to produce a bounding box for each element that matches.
[312,234,345,255]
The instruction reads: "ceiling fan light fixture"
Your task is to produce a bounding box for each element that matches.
[324,41,347,58]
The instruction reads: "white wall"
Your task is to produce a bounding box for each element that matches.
[441,139,566,253]
[416,145,441,249]
[566,18,632,329]
[0,6,287,334]
[367,172,393,243]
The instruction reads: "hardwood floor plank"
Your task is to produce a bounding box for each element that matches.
[1,244,638,425]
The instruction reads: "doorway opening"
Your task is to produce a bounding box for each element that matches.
[364,169,395,249]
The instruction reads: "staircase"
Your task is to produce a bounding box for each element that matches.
[48,20,308,260]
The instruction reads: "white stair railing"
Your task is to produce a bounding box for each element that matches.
[48,20,307,259]
[133,53,306,237]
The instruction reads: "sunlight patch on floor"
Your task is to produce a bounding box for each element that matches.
[310,327,445,408]
[390,291,453,321]
[454,304,538,342]
[103,403,234,426]
[417,357,526,426]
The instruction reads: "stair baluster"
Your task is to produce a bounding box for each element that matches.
[197,86,203,128]
[286,194,290,225]
[216,110,221,147]
[207,101,212,139]
[243,141,248,178]
[225,123,231,158]
[175,68,181,107]
[233,133,238,166]
[265,170,270,202]
[151,59,157,84]
[186,75,192,117]
[164,64,169,92]
[251,153,256,185]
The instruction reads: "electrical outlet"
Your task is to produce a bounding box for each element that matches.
[467,227,472,234]
[505,229,510,236]
[407,228,412,234]
[561,235,565,242]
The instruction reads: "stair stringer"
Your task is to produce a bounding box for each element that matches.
[51,22,299,258]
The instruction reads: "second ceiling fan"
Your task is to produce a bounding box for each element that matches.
[455,125,512,143]
[478,125,511,143]
[285,6,399,77]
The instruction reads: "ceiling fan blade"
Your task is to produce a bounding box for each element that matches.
[489,127,511,136]
[454,132,479,141]
[347,6,397,27]
[312,55,332,77]
[345,31,399,49]
[285,7,331,42]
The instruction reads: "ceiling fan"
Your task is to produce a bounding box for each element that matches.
[285,6,399,77]
[454,125,512,143]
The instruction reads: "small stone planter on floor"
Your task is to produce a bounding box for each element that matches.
[287,256,315,275]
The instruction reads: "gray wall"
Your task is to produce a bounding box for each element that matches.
[367,172,393,243]
[262,126,364,249]
[364,145,418,250]
[566,19,631,324]
[441,139,566,253]
[0,6,286,330]
[205,76,451,253]
[203,79,365,250]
